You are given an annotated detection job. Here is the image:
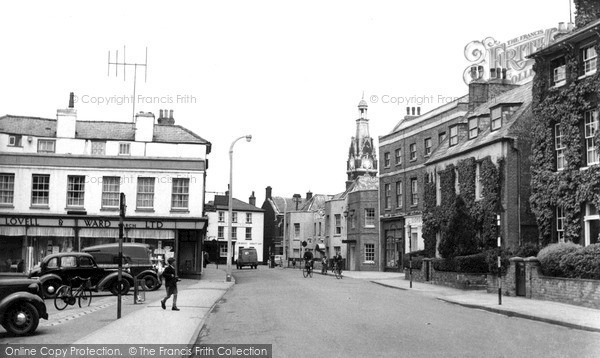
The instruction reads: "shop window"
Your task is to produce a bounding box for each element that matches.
[171,178,189,209]
[584,109,598,166]
[0,173,15,205]
[91,141,106,155]
[365,243,375,263]
[67,175,85,207]
[31,174,50,207]
[555,123,565,170]
[37,139,55,153]
[101,176,120,208]
[365,208,375,227]
[136,177,155,209]
[219,243,228,258]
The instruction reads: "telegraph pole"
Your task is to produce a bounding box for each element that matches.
[118,193,126,318]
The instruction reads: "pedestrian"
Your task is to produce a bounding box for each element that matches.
[203,251,209,269]
[160,257,180,311]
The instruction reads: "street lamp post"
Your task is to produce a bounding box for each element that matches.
[226,135,252,282]
[408,224,412,289]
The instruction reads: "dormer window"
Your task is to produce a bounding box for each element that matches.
[449,125,458,146]
[551,56,566,87]
[582,44,597,76]
[468,118,479,139]
[491,107,502,131]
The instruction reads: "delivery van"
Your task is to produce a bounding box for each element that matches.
[236,247,258,269]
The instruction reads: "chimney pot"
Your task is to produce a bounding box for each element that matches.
[477,66,484,79]
[411,107,415,115]
[490,68,496,78]
[558,22,566,32]
[169,110,174,119]
[69,92,75,108]
[502,68,507,79]
[159,109,164,118]
[417,107,421,115]
[470,66,477,80]
[406,107,410,115]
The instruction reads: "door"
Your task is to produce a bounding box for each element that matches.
[349,245,355,271]
[515,261,526,297]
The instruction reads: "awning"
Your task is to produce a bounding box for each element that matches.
[315,243,326,252]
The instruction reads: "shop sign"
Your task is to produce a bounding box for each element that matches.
[1,216,203,230]
[1,217,75,227]
[463,28,558,85]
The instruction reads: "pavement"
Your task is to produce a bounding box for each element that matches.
[74,266,600,346]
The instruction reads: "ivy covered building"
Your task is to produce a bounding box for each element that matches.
[528,3,600,247]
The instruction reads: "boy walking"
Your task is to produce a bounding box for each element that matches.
[161,257,180,311]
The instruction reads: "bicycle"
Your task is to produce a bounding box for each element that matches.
[333,262,343,279]
[302,260,313,278]
[54,276,92,310]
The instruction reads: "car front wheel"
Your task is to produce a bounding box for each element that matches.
[2,302,40,336]
[142,275,159,291]
[42,279,61,299]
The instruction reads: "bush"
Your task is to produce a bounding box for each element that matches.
[514,242,540,258]
[454,252,488,273]
[432,258,456,272]
[402,250,427,270]
[537,242,581,277]
[571,244,600,279]
[484,248,512,275]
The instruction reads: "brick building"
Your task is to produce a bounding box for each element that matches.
[345,175,379,271]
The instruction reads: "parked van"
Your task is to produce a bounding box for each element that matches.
[236,248,258,269]
[82,243,161,291]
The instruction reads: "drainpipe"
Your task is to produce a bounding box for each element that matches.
[507,137,522,246]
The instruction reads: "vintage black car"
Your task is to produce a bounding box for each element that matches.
[0,277,48,335]
[29,252,134,298]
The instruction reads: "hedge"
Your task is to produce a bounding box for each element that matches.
[538,242,600,279]
[537,242,581,277]
[431,252,488,273]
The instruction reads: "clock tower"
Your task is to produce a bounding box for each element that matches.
[346,96,377,187]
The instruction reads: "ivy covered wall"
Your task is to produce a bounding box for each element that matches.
[530,41,600,246]
[422,156,503,258]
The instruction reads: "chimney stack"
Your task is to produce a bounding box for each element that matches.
[306,191,313,201]
[134,111,155,142]
[157,109,175,125]
[265,186,272,200]
[68,92,75,108]
[57,92,77,138]
[249,191,256,206]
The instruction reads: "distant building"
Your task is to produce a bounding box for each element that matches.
[345,175,379,271]
[205,192,264,264]
[0,94,211,277]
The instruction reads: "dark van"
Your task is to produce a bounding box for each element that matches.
[236,248,258,269]
[82,243,161,291]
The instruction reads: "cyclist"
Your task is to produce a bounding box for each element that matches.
[303,249,314,272]
[333,252,343,273]
[321,256,328,274]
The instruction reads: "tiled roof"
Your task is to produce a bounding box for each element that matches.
[388,95,469,134]
[299,194,333,211]
[529,18,600,58]
[269,197,305,215]
[209,195,264,212]
[427,82,532,164]
[0,115,209,144]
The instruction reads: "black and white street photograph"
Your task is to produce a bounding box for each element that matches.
[1,1,600,357]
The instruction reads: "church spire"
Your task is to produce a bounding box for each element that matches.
[346,95,377,185]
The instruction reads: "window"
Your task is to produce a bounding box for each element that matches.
[438,131,446,144]
[79,256,94,267]
[395,148,402,165]
[61,256,77,268]
[491,107,502,131]
[555,123,566,170]
[8,135,22,147]
[584,203,599,246]
[396,181,403,208]
[582,44,597,76]
[246,213,252,224]
[31,174,50,206]
[551,57,566,86]
[365,243,375,262]
[91,141,106,155]
[365,208,375,227]
[436,173,441,206]
[0,174,15,205]
[468,118,479,139]
[411,178,418,206]
[475,162,482,200]
[319,222,322,236]
[218,226,224,239]
[119,143,131,155]
[384,152,391,167]
[294,223,300,238]
[101,177,120,208]
[384,183,391,209]
[314,223,317,236]
[232,227,237,240]
[424,138,432,156]
[335,214,341,235]
[454,169,460,194]
[171,178,189,209]
[334,246,341,255]
[67,175,85,207]
[245,227,252,240]
[232,212,238,223]
[449,125,458,146]
[218,211,225,222]
[556,206,565,243]
[409,143,417,161]
[37,139,55,153]
[220,243,228,257]
[136,177,155,209]
[584,110,598,166]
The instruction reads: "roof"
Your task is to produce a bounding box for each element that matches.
[207,195,264,212]
[427,82,532,164]
[529,18,600,58]
[387,95,469,135]
[268,196,305,215]
[0,115,210,145]
[299,194,333,211]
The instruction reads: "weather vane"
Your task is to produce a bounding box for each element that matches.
[107,46,148,123]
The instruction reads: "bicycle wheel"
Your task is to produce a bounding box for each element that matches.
[302,266,308,278]
[78,288,92,308]
[54,286,70,311]
[309,267,313,278]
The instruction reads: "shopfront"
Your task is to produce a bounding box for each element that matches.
[0,214,207,278]
[381,217,405,272]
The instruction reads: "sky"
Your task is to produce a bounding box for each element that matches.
[0,0,572,207]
